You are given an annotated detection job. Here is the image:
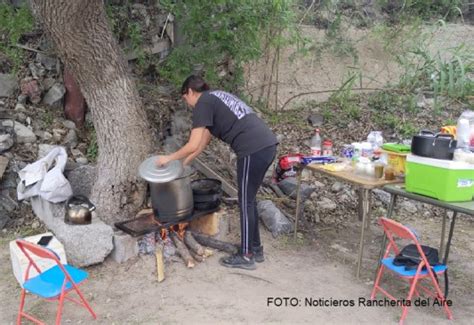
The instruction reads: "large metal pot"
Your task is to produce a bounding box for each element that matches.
[411,130,457,160]
[139,156,193,223]
[65,195,96,225]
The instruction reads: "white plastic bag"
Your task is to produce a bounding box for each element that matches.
[17,146,73,203]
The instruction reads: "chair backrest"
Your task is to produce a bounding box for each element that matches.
[379,218,418,241]
[16,239,63,280]
[379,217,427,262]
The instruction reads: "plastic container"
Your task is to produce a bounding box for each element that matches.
[381,149,408,176]
[322,140,333,156]
[405,154,474,202]
[310,129,322,156]
[361,142,373,158]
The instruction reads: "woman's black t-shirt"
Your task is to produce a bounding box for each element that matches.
[192,91,278,158]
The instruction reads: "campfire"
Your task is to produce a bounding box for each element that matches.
[115,208,237,282]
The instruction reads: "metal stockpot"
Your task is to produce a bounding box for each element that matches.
[65,195,96,225]
[138,156,193,223]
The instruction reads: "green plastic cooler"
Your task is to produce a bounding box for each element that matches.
[405,154,474,202]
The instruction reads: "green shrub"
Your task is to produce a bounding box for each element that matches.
[159,0,300,90]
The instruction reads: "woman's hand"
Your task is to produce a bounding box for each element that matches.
[156,155,173,167]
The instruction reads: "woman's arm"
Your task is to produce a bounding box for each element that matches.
[183,128,211,165]
[156,127,207,166]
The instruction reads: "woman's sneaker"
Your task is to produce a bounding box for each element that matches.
[219,254,256,270]
[253,246,264,263]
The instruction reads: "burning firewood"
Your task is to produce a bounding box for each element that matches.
[191,232,238,254]
[170,232,195,268]
[184,231,205,256]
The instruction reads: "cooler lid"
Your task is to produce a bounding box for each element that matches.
[407,154,474,170]
[138,156,183,183]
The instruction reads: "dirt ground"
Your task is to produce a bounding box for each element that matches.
[1,201,473,325]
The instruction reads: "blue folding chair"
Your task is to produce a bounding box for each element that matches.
[15,239,97,325]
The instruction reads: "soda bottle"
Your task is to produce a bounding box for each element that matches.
[310,129,322,156]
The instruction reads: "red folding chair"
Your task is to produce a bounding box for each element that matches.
[371,218,452,324]
[15,239,97,325]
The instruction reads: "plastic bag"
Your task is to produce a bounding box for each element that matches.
[257,200,293,238]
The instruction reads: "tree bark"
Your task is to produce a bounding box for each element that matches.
[30,0,154,224]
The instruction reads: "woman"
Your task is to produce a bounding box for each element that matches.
[157,75,278,270]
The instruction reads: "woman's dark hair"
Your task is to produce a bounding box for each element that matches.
[181,75,210,95]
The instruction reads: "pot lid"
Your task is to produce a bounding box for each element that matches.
[138,156,183,183]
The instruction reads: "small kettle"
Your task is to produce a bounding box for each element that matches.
[64,195,96,225]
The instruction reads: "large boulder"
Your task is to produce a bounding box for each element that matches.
[30,196,114,267]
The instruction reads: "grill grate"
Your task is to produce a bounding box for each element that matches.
[114,207,220,237]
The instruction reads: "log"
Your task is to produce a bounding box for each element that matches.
[191,232,238,254]
[184,231,205,256]
[155,246,165,282]
[170,232,195,268]
[203,248,214,258]
[189,250,204,263]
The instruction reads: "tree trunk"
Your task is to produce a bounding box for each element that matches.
[30,0,154,224]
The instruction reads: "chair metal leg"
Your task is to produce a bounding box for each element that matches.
[371,264,385,299]
[400,273,420,325]
[56,287,67,325]
[72,283,97,319]
[17,289,26,325]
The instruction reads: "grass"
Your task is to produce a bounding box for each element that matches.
[0,4,34,72]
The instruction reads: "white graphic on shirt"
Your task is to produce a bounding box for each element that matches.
[210,91,253,119]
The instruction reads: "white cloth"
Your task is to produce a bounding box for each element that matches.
[17,146,72,203]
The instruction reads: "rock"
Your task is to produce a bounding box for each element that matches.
[30,196,114,267]
[36,53,57,71]
[52,128,66,142]
[28,62,45,79]
[0,127,15,152]
[31,220,40,229]
[41,77,56,91]
[257,200,293,237]
[63,129,78,148]
[0,156,9,178]
[0,190,18,211]
[62,120,76,130]
[42,83,66,107]
[0,74,18,98]
[400,200,418,214]
[17,94,27,105]
[111,231,139,263]
[313,180,325,188]
[35,131,53,141]
[0,206,10,229]
[76,157,88,165]
[66,165,96,197]
[16,112,27,123]
[277,177,315,199]
[14,103,26,112]
[307,113,324,127]
[372,189,391,206]
[319,197,337,211]
[20,78,42,104]
[1,120,36,143]
[0,100,4,107]
[38,144,57,158]
[331,182,344,193]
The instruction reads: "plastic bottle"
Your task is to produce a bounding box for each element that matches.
[322,139,333,156]
[310,129,322,156]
